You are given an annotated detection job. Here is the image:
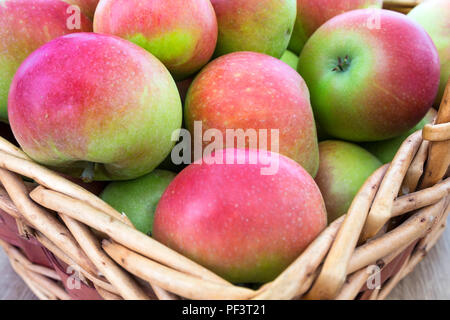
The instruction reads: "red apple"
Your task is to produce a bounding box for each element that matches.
[0,0,92,121]
[153,148,327,283]
[185,52,319,176]
[8,33,182,181]
[288,0,382,54]
[93,0,217,80]
[63,0,99,19]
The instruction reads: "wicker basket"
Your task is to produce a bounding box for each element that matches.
[0,0,449,300]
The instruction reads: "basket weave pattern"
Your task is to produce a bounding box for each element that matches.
[0,0,449,300]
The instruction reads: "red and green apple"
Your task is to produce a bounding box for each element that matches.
[362,109,436,164]
[93,0,217,80]
[315,140,382,222]
[153,148,327,283]
[408,0,450,105]
[0,0,92,122]
[63,0,99,19]
[185,52,319,176]
[289,0,382,54]
[211,0,297,58]
[8,33,182,181]
[298,9,440,142]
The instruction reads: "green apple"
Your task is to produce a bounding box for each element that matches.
[100,170,176,235]
[362,109,436,164]
[280,50,299,70]
[315,140,382,222]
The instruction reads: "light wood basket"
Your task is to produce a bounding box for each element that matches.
[0,0,449,300]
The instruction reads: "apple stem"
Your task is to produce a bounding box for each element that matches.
[81,162,95,183]
[332,55,351,72]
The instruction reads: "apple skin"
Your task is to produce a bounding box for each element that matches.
[315,140,382,222]
[8,33,182,181]
[101,170,176,235]
[153,149,327,283]
[211,0,296,58]
[298,9,440,142]
[93,0,217,80]
[63,0,99,19]
[289,0,382,55]
[280,50,299,70]
[408,0,450,105]
[362,109,436,164]
[185,52,319,177]
[0,0,92,122]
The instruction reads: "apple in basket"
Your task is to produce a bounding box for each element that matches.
[93,0,218,80]
[280,50,299,70]
[314,140,382,223]
[363,109,436,164]
[63,0,100,19]
[288,0,383,54]
[408,0,450,105]
[0,0,92,122]
[184,51,320,177]
[210,0,297,58]
[8,33,182,181]
[153,148,327,283]
[101,169,176,236]
[298,9,440,142]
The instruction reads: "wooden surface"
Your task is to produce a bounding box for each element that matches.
[0,218,449,300]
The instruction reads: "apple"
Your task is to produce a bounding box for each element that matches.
[153,148,327,283]
[315,140,382,222]
[0,0,92,122]
[363,109,436,164]
[288,0,382,54]
[93,0,217,80]
[298,9,440,142]
[185,52,319,177]
[63,0,99,19]
[210,0,296,58]
[408,0,450,105]
[101,170,176,235]
[280,50,299,70]
[8,33,182,181]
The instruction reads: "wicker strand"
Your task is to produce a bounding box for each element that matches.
[253,215,345,300]
[361,131,423,241]
[421,79,450,188]
[0,168,98,276]
[349,197,447,274]
[58,214,149,300]
[102,240,256,300]
[306,164,388,299]
[29,186,231,286]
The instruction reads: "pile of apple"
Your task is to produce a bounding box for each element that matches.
[1,0,448,284]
